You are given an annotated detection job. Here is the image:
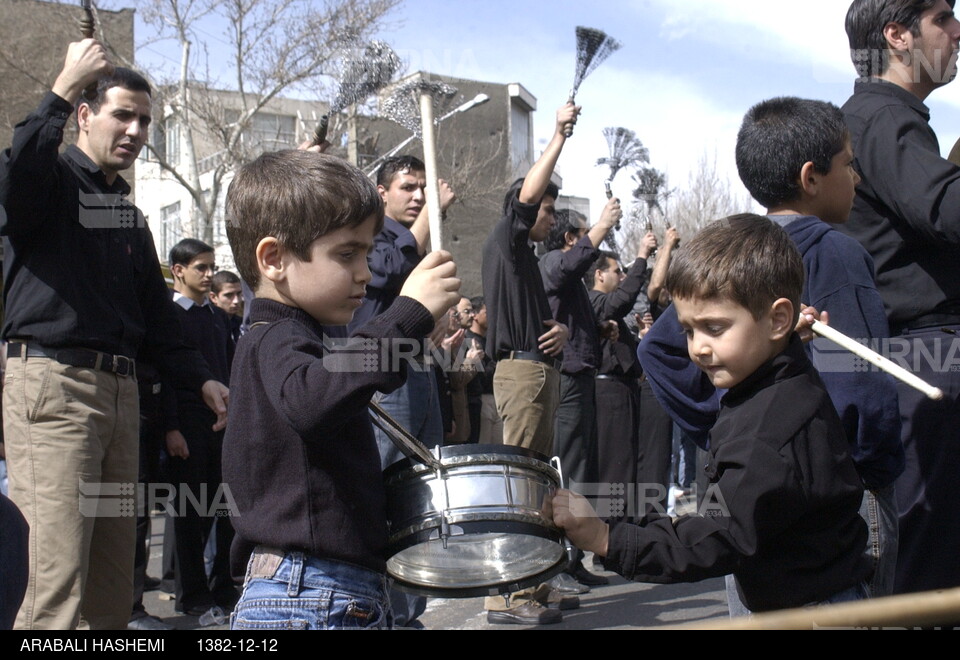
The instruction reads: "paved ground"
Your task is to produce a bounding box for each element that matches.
[140,493,729,631]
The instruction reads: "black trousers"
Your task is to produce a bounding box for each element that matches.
[636,379,673,515]
[892,326,960,595]
[554,372,598,486]
[164,407,235,612]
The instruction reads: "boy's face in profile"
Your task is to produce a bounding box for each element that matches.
[283,214,377,326]
[674,295,786,390]
[530,195,557,242]
[814,137,861,225]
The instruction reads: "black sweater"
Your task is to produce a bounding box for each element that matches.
[605,336,870,612]
[222,296,434,574]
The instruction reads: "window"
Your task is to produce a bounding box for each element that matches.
[244,113,297,150]
[160,202,182,259]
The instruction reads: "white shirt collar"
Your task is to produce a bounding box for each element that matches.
[173,292,213,312]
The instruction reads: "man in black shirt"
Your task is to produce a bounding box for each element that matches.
[839,0,960,594]
[480,103,575,625]
[0,40,228,630]
[588,235,656,502]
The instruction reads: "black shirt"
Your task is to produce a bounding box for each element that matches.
[481,195,555,356]
[840,79,960,331]
[588,256,648,378]
[539,235,602,374]
[0,92,211,389]
[605,336,870,612]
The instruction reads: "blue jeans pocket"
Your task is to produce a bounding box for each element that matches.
[231,553,390,630]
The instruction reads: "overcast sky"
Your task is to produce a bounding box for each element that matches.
[131,0,960,220]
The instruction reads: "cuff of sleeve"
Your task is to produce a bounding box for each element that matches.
[511,196,541,225]
[387,296,436,339]
[603,520,638,579]
[41,91,75,127]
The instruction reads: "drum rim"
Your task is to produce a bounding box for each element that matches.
[382,443,554,478]
[386,521,568,598]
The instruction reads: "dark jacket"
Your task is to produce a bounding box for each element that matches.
[839,79,960,331]
[606,336,870,612]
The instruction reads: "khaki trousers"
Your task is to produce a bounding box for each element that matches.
[492,359,560,456]
[478,393,503,445]
[485,358,559,610]
[4,356,139,630]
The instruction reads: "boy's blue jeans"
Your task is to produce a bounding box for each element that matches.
[231,548,392,630]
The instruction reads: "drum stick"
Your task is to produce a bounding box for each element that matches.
[810,320,945,401]
[419,91,443,251]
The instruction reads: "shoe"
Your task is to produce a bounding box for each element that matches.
[570,564,610,587]
[542,593,580,611]
[486,602,563,625]
[548,572,590,594]
[143,575,162,591]
[128,615,173,631]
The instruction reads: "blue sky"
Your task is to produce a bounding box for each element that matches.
[129,0,960,216]
[372,0,960,214]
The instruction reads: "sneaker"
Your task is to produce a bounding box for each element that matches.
[548,572,590,594]
[486,602,562,625]
[127,615,173,631]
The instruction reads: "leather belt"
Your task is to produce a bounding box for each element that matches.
[497,350,561,372]
[9,342,136,378]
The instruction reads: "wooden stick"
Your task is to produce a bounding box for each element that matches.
[811,320,944,401]
[419,91,442,252]
[667,586,960,630]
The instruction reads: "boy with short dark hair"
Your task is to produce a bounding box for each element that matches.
[639,97,903,601]
[554,215,871,612]
[222,150,459,630]
[164,238,237,618]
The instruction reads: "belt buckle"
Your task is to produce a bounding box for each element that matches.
[112,354,134,377]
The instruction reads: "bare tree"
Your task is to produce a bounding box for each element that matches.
[667,152,753,240]
[114,0,401,243]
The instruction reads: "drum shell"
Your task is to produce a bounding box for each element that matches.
[383,444,566,597]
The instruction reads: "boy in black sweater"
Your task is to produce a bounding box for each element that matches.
[552,215,871,612]
[164,238,237,619]
[222,151,459,630]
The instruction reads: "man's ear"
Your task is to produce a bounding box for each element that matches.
[883,21,913,54]
[76,102,92,133]
[256,237,286,284]
[377,184,389,203]
[768,298,796,341]
[171,263,185,282]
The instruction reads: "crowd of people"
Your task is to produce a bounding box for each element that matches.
[1,0,959,631]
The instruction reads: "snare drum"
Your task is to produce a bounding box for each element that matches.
[383,444,567,597]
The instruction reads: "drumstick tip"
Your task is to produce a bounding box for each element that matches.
[929,388,945,401]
